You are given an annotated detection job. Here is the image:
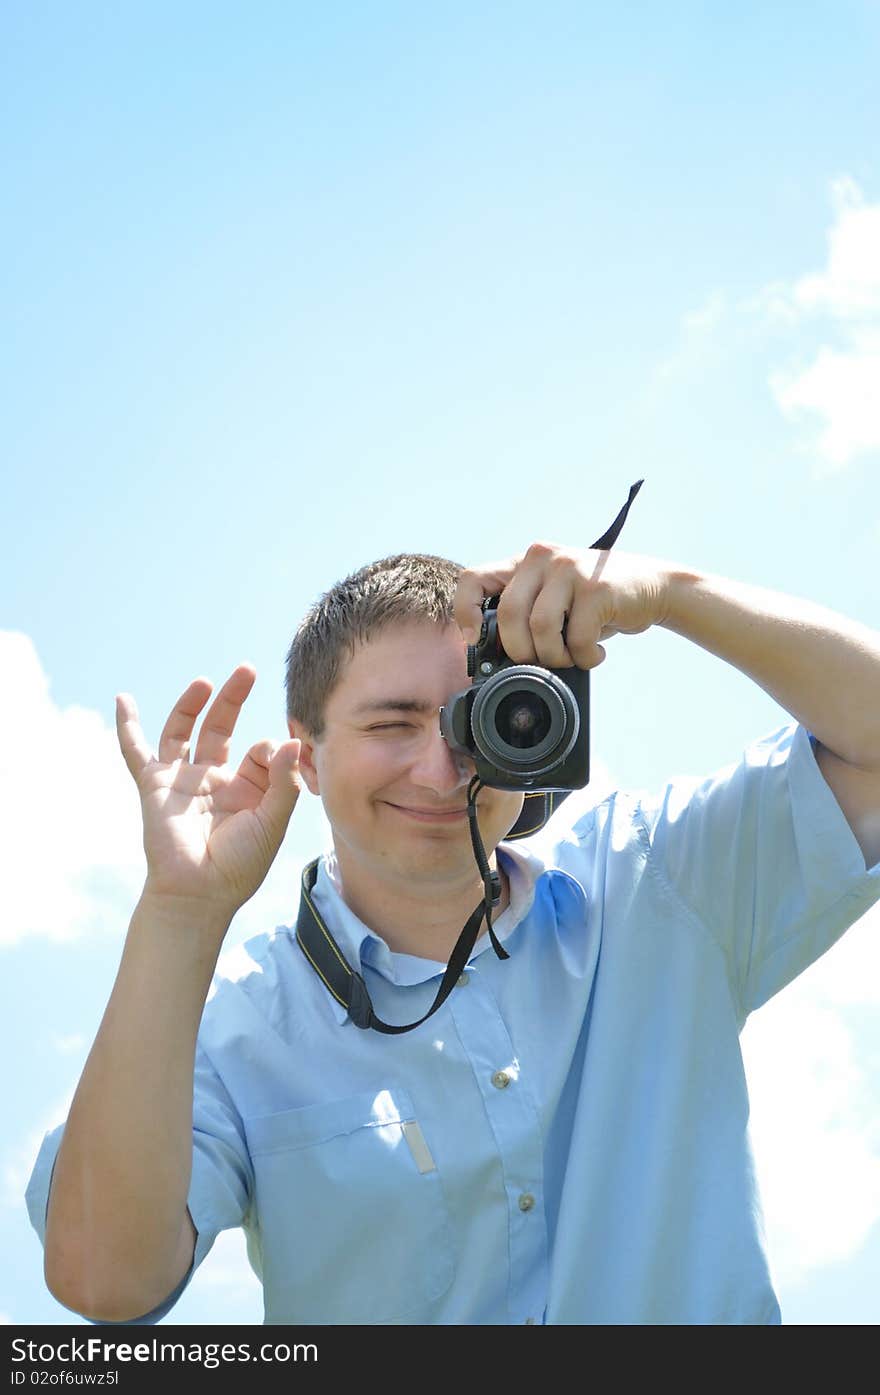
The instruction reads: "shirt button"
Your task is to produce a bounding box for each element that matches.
[518,1192,535,1212]
[457,973,469,986]
[491,1070,511,1089]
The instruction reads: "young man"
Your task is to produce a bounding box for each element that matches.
[27,540,880,1324]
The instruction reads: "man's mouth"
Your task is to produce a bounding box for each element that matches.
[384,803,469,822]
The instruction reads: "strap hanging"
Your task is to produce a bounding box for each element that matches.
[590,478,643,551]
[295,860,494,1034]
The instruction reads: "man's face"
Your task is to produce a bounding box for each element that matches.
[290,620,524,895]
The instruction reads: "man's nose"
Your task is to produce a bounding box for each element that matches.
[410,726,473,793]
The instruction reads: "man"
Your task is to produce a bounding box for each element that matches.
[26,539,880,1324]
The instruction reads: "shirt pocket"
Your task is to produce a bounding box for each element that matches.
[244,1087,455,1324]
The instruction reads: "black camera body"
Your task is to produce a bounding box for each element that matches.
[440,597,590,792]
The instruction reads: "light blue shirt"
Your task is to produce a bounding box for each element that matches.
[26,723,880,1324]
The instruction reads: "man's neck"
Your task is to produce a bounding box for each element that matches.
[330,851,510,961]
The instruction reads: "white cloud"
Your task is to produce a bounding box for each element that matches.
[766,178,880,471]
[681,289,728,334]
[741,901,880,1284]
[771,329,880,469]
[666,179,880,473]
[651,290,731,388]
[0,632,146,947]
[791,178,880,319]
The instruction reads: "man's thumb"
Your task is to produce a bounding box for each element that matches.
[261,739,303,832]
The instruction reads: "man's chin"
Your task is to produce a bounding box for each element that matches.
[379,841,486,888]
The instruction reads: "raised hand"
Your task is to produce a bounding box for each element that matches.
[115,664,302,915]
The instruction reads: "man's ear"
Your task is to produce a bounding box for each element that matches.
[288,718,321,797]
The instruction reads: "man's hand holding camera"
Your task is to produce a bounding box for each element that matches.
[454,542,674,669]
[455,536,880,873]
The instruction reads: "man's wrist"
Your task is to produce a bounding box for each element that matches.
[657,564,707,634]
[134,885,236,943]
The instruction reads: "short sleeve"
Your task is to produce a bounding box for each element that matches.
[185,1037,255,1269]
[637,723,880,1017]
[24,1041,254,1325]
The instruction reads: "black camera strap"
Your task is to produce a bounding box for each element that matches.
[295,855,497,1033]
[590,477,643,551]
[295,479,644,1033]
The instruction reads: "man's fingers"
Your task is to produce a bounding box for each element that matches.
[235,739,276,793]
[191,666,257,768]
[454,559,519,643]
[115,694,154,779]
[217,739,301,870]
[461,545,612,670]
[526,572,577,667]
[495,548,570,663]
[563,595,609,669]
[157,677,215,765]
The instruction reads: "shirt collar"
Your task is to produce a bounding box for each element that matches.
[308,839,549,1024]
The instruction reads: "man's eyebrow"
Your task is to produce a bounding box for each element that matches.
[351,698,437,717]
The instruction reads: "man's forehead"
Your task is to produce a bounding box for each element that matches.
[347,618,462,663]
[329,620,467,712]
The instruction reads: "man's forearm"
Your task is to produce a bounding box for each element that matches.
[44,893,231,1321]
[660,568,880,772]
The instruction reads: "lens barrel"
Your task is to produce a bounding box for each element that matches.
[470,666,580,778]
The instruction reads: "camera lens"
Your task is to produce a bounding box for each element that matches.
[494,692,552,749]
[471,667,579,777]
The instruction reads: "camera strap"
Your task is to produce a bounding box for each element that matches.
[295,856,495,1033]
[295,479,644,1033]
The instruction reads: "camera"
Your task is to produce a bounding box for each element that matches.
[440,596,590,791]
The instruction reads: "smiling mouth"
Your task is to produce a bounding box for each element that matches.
[385,803,469,821]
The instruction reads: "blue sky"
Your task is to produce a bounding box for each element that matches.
[2,0,879,1325]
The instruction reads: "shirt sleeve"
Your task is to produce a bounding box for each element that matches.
[635,722,880,1018]
[24,1041,254,1325]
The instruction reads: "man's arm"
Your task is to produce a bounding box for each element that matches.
[42,666,302,1321]
[454,543,880,868]
[45,897,226,1321]
[660,568,880,868]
